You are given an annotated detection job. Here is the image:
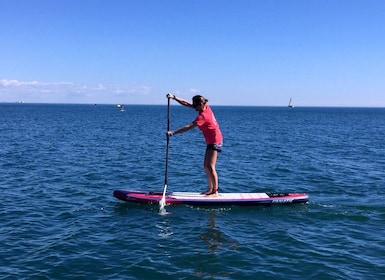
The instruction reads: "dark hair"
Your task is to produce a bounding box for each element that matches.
[192,95,208,107]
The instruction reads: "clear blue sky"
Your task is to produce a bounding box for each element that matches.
[1,0,384,106]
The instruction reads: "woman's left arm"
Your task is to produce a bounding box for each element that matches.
[167,122,196,136]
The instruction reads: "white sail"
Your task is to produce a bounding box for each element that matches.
[288,98,294,108]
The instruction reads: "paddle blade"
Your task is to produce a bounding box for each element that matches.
[159,184,168,211]
[159,198,166,210]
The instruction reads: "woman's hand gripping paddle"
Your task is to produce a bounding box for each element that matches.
[159,95,171,212]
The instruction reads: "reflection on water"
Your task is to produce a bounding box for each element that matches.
[200,210,239,253]
[156,219,173,239]
[191,210,240,279]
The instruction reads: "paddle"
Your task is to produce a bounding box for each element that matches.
[159,96,171,211]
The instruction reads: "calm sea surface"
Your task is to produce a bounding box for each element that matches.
[1,104,384,279]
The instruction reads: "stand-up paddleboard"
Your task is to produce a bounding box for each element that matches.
[113,190,309,206]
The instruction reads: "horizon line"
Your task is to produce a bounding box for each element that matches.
[1,101,384,109]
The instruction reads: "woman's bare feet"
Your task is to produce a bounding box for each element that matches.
[201,188,218,196]
[201,189,213,195]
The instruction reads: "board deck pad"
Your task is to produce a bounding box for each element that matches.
[113,190,309,206]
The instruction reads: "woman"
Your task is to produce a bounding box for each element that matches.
[166,93,223,195]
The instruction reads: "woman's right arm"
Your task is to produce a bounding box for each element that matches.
[167,93,193,108]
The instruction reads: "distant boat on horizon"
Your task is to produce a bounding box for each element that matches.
[288,98,294,108]
[117,104,125,112]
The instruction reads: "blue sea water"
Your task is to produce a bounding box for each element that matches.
[1,103,384,279]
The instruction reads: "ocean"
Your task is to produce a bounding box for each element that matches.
[1,103,384,279]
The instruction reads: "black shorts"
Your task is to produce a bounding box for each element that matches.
[206,143,223,152]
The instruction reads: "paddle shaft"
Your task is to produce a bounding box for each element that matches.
[164,97,170,186]
[160,97,171,210]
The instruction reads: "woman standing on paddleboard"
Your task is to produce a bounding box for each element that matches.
[166,93,223,196]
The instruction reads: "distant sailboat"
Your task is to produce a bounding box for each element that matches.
[117,104,125,111]
[288,98,294,108]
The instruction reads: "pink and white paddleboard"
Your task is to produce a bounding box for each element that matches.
[113,190,309,206]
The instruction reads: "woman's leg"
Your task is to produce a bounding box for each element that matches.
[202,148,218,195]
